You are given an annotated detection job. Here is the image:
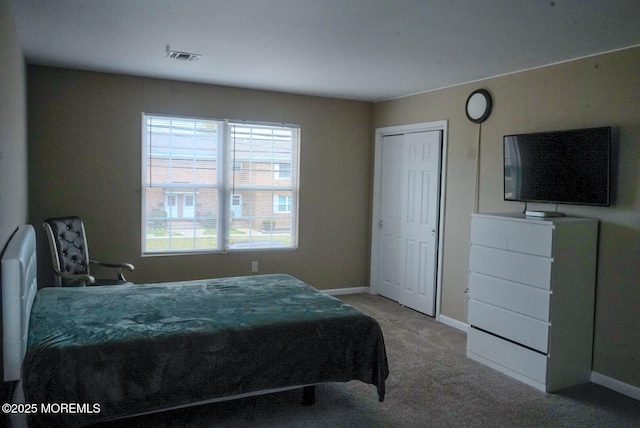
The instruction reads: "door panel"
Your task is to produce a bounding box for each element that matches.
[378,130,442,315]
[230,194,242,218]
[183,194,195,218]
[378,135,404,303]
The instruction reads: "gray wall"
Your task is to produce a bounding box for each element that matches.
[0,1,28,253]
[373,46,640,390]
[0,0,28,391]
[27,66,373,291]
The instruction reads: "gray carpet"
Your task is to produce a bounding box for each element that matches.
[97,293,640,427]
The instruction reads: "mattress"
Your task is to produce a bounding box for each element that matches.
[23,274,388,426]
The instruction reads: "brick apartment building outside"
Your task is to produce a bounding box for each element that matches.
[144,117,296,241]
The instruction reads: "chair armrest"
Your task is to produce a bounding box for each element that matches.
[89,260,135,281]
[90,260,134,270]
[53,270,96,286]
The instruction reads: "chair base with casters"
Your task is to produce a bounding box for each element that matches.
[43,216,134,287]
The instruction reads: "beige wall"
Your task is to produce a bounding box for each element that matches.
[373,47,640,389]
[28,66,373,290]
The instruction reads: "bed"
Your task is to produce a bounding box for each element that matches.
[2,225,388,427]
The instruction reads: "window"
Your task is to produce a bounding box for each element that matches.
[232,161,243,172]
[274,195,292,213]
[142,114,299,254]
[275,163,291,179]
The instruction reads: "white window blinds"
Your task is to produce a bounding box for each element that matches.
[142,114,299,254]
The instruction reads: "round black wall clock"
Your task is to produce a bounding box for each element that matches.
[465,89,493,123]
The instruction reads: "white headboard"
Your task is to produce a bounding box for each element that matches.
[2,224,38,382]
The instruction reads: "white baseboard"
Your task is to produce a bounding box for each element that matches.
[591,371,640,401]
[323,286,370,296]
[438,314,468,333]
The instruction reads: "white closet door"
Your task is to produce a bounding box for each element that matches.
[378,130,442,316]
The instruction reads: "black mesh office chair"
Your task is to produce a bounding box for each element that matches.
[43,216,134,287]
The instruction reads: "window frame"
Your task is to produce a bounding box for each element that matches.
[141,114,299,255]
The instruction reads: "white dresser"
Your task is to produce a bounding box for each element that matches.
[466,212,598,392]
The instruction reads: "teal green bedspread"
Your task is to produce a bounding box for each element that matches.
[24,274,388,427]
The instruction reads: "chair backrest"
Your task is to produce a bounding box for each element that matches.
[43,216,91,286]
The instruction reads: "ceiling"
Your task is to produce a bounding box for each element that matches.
[8,0,640,102]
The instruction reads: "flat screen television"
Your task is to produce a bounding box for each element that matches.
[504,126,611,207]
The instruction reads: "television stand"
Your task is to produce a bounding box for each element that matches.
[525,210,565,218]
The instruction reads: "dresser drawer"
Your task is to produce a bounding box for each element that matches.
[469,273,551,321]
[469,245,552,290]
[468,300,550,353]
[467,327,548,384]
[471,216,554,257]
[470,217,508,249]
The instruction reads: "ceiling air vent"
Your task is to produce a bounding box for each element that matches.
[166,50,201,61]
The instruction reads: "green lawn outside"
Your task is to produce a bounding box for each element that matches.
[145,231,291,252]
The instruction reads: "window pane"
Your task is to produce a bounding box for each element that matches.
[228,189,294,250]
[144,187,218,252]
[230,124,293,187]
[146,116,219,186]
